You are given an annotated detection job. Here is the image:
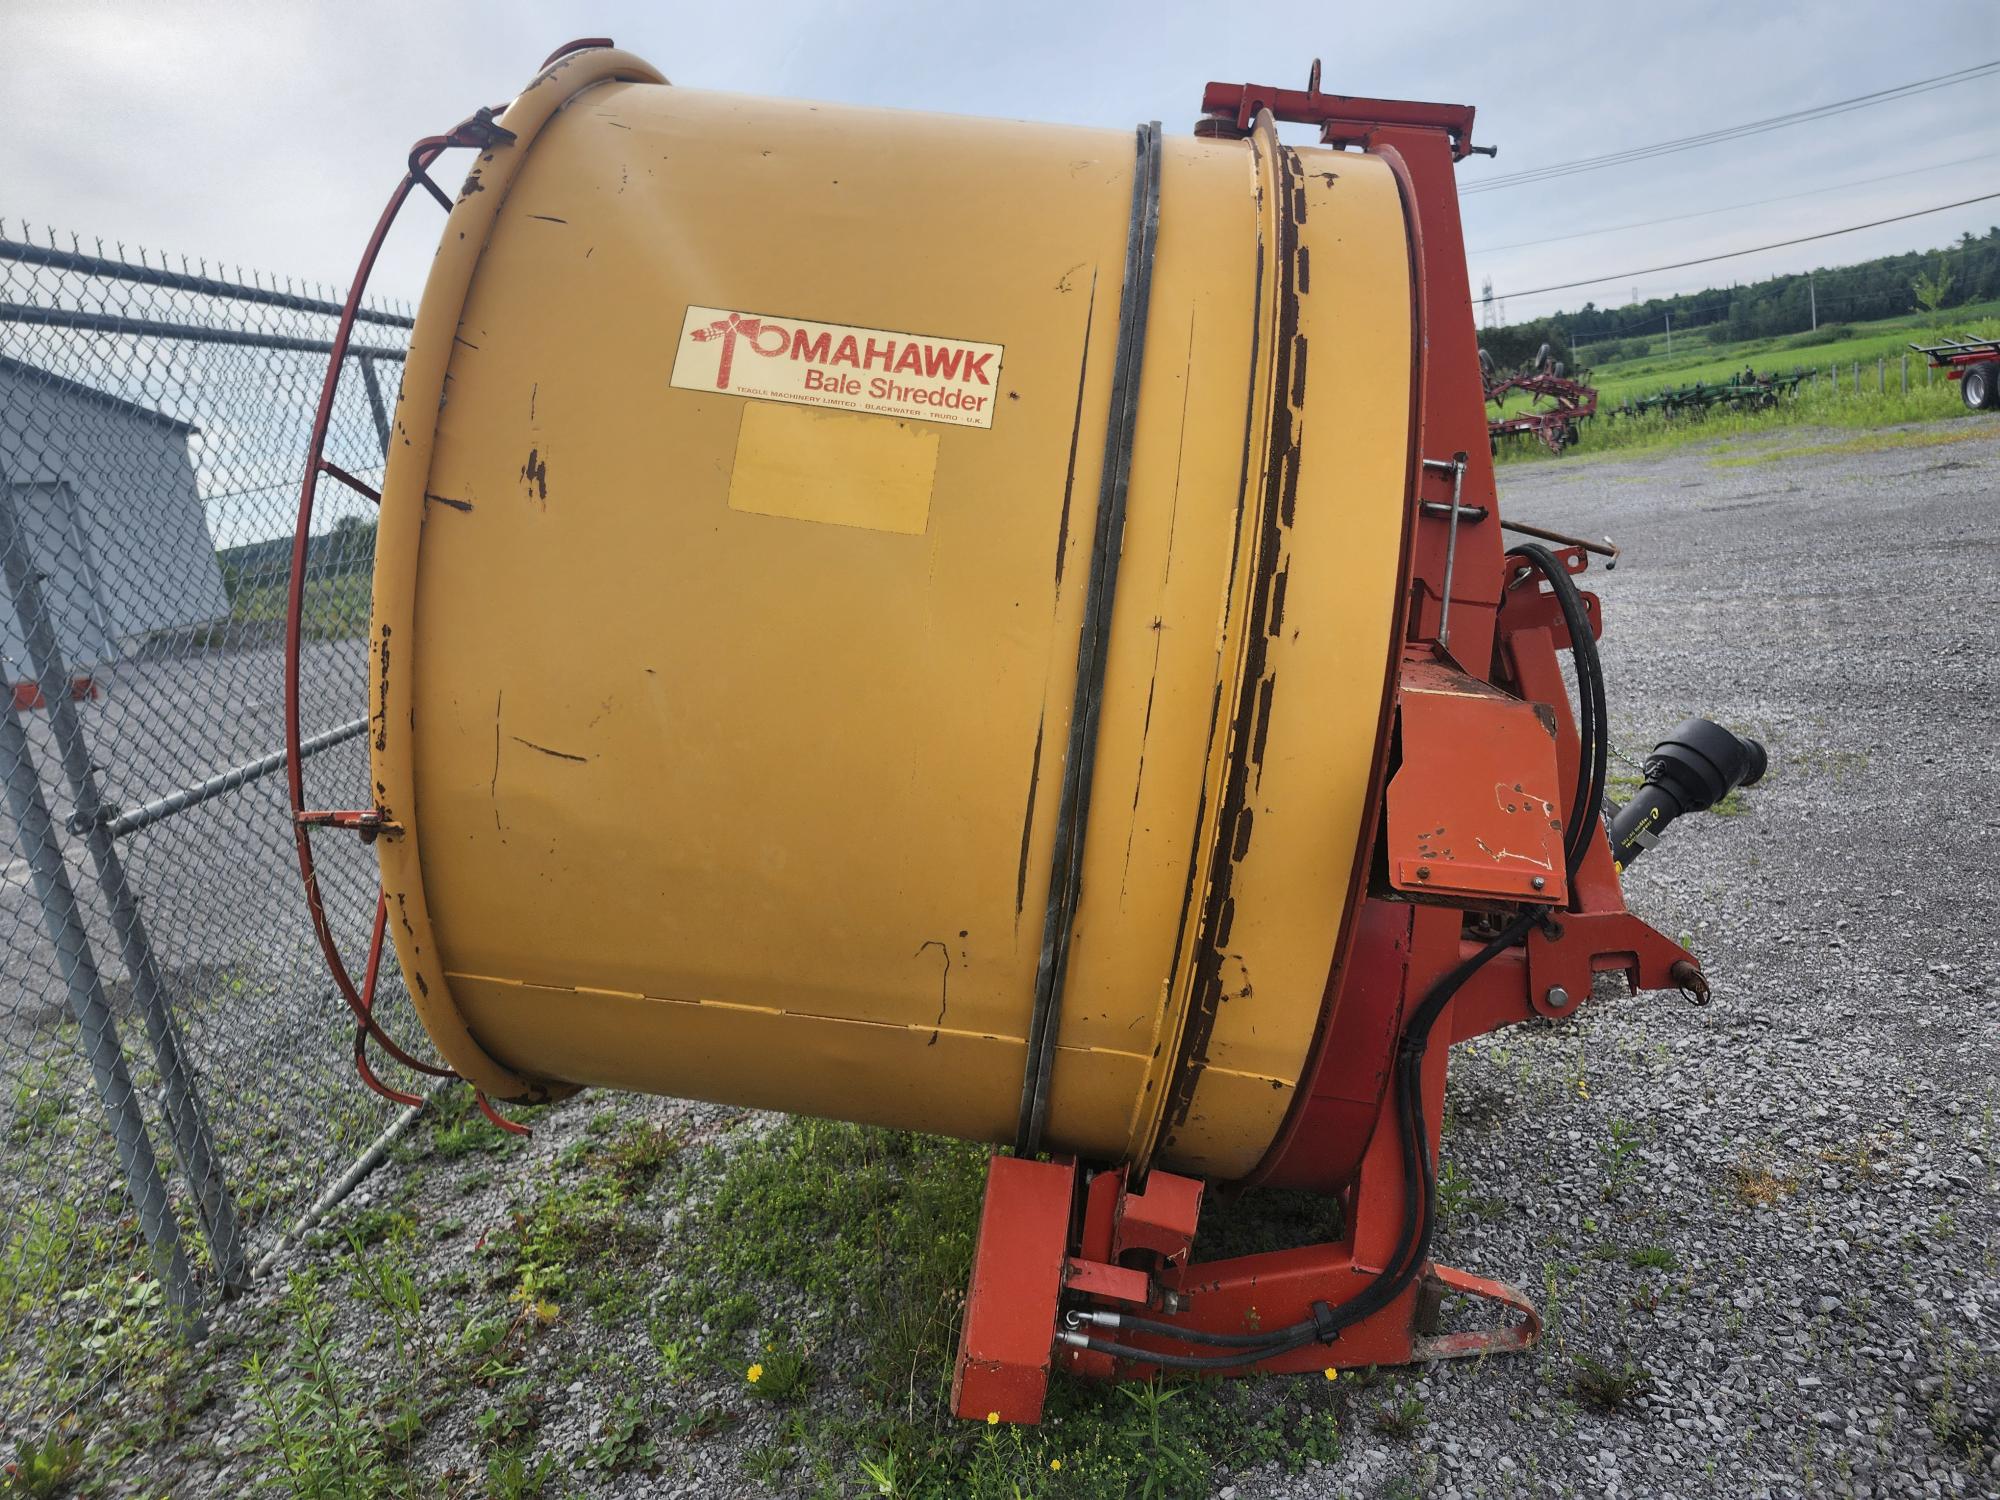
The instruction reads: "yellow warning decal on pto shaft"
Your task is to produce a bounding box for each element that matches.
[670,306,1005,430]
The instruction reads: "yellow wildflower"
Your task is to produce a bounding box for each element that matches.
[1324,1366,1338,1380]
[747,1363,764,1383]
[987,1410,1001,1425]
[1050,1458,1062,1470]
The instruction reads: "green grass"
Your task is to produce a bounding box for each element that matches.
[1495,378,1994,466]
[643,1119,1365,1498]
[1494,302,2000,464]
[7,1099,1419,1496]
[1707,421,2000,468]
[496,1120,674,1322]
[215,569,372,642]
[6,1427,85,1498]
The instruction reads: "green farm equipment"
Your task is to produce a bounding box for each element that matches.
[1611,368,1804,420]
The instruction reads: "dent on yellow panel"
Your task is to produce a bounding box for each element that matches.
[728,404,940,536]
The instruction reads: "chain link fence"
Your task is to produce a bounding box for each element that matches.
[0,224,435,1446]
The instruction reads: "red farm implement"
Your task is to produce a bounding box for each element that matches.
[1482,348,1597,456]
[1910,336,2000,411]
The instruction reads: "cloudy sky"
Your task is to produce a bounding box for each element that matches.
[4,1,1996,327]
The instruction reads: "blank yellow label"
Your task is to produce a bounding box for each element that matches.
[726,402,939,536]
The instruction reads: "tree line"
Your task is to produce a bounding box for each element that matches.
[1480,224,2000,371]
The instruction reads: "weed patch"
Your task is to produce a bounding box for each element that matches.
[1573,1352,1651,1412]
[244,1276,396,1497]
[5,1427,83,1498]
[1371,1390,1427,1440]
[1731,1162,1801,1209]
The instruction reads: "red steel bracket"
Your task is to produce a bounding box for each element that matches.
[1412,1264,1542,1360]
[9,675,98,712]
[1386,650,1569,906]
[1061,1257,1150,1306]
[1110,1167,1203,1268]
[1527,912,1702,1017]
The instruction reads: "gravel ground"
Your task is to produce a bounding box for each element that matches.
[56,417,2000,1499]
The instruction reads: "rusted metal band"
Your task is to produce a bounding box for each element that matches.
[1015,120,1164,1158]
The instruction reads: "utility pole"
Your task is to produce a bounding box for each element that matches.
[1665,311,1672,356]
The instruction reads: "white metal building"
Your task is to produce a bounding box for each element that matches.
[0,355,228,679]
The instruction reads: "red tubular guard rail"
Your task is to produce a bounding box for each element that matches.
[283,101,533,1130]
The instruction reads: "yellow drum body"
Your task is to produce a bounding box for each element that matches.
[373,49,1415,1182]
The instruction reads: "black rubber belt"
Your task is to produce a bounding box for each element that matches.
[1015,121,1164,1157]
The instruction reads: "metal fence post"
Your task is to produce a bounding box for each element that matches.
[0,695,203,1330]
[358,355,392,459]
[0,488,249,1291]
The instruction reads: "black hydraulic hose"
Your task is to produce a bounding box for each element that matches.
[1075,914,1538,1371]
[1314,911,1541,1334]
[1072,1328,1321,1371]
[1101,1314,1300,1348]
[1505,543,1608,875]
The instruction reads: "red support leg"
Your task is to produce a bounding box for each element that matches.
[951,1154,1076,1424]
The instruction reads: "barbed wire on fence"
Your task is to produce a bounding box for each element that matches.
[0,224,427,1448]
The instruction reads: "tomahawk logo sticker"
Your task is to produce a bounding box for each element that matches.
[670,306,1004,429]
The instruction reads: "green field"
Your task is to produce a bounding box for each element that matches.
[216,569,372,641]
[1579,297,2000,403]
[1493,300,2000,463]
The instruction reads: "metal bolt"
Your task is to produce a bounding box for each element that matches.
[1545,986,1571,1011]
[1415,865,1431,882]
[1530,875,1546,891]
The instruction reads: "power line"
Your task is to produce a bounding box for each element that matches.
[1460,61,2000,196]
[1492,190,2000,303]
[1463,62,1998,196]
[1467,149,2000,255]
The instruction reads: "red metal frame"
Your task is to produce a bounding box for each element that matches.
[1911,336,2000,379]
[953,69,1700,1424]
[1196,65,1481,159]
[951,1156,1078,1423]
